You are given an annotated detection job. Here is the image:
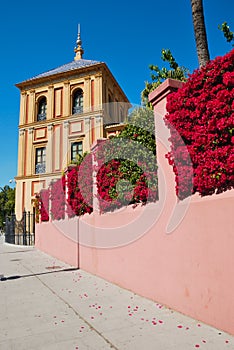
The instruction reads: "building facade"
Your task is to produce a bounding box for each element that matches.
[15,31,130,218]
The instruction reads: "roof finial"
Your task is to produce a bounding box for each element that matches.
[74,24,84,60]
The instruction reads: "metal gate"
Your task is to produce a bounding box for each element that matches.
[5,211,35,246]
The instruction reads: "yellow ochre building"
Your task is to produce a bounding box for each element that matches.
[15,29,130,218]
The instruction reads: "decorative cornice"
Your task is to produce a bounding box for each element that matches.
[15,64,104,91]
[18,107,104,129]
[15,172,62,181]
[95,72,102,78]
[68,133,85,139]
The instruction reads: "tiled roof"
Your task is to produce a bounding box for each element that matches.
[21,59,102,83]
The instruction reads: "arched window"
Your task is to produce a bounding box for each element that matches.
[37,97,47,121]
[72,89,83,114]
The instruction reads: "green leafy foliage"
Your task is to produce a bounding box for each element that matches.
[218,22,234,46]
[142,49,188,107]
[95,107,158,212]
[0,186,15,229]
[71,151,89,166]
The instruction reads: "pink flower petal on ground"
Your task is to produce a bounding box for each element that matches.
[158,320,163,324]
[225,340,229,343]
[177,325,183,328]
[202,340,206,343]
[197,324,201,327]
[195,345,200,348]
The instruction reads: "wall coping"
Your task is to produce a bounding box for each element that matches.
[148,78,184,107]
[91,138,107,152]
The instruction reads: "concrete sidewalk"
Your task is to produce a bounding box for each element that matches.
[0,243,233,350]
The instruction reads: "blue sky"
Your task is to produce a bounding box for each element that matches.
[0,0,233,188]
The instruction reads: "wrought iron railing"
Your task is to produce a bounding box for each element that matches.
[72,106,83,114]
[5,211,35,246]
[35,163,46,174]
[37,113,46,121]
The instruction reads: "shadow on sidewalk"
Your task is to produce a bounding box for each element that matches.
[0,249,34,255]
[0,267,79,282]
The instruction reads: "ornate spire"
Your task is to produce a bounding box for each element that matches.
[74,24,84,60]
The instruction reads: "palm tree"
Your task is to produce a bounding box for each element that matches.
[190,0,210,67]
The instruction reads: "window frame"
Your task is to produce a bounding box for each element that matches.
[72,88,83,115]
[71,141,83,162]
[35,146,46,174]
[37,96,47,121]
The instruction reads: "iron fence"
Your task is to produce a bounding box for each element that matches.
[5,211,35,246]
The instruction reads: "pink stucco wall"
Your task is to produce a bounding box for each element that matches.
[78,192,234,335]
[35,79,234,335]
[35,218,79,267]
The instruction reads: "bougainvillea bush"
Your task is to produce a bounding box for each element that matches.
[165,49,234,199]
[95,107,158,213]
[64,153,93,217]
[50,178,65,221]
[39,189,50,222]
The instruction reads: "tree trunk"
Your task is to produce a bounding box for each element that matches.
[190,0,210,67]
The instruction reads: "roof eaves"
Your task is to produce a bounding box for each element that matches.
[15,61,104,89]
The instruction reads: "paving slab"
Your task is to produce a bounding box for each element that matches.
[0,243,233,350]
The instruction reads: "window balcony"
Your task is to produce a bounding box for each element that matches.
[72,106,83,115]
[35,163,46,174]
[37,113,46,121]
